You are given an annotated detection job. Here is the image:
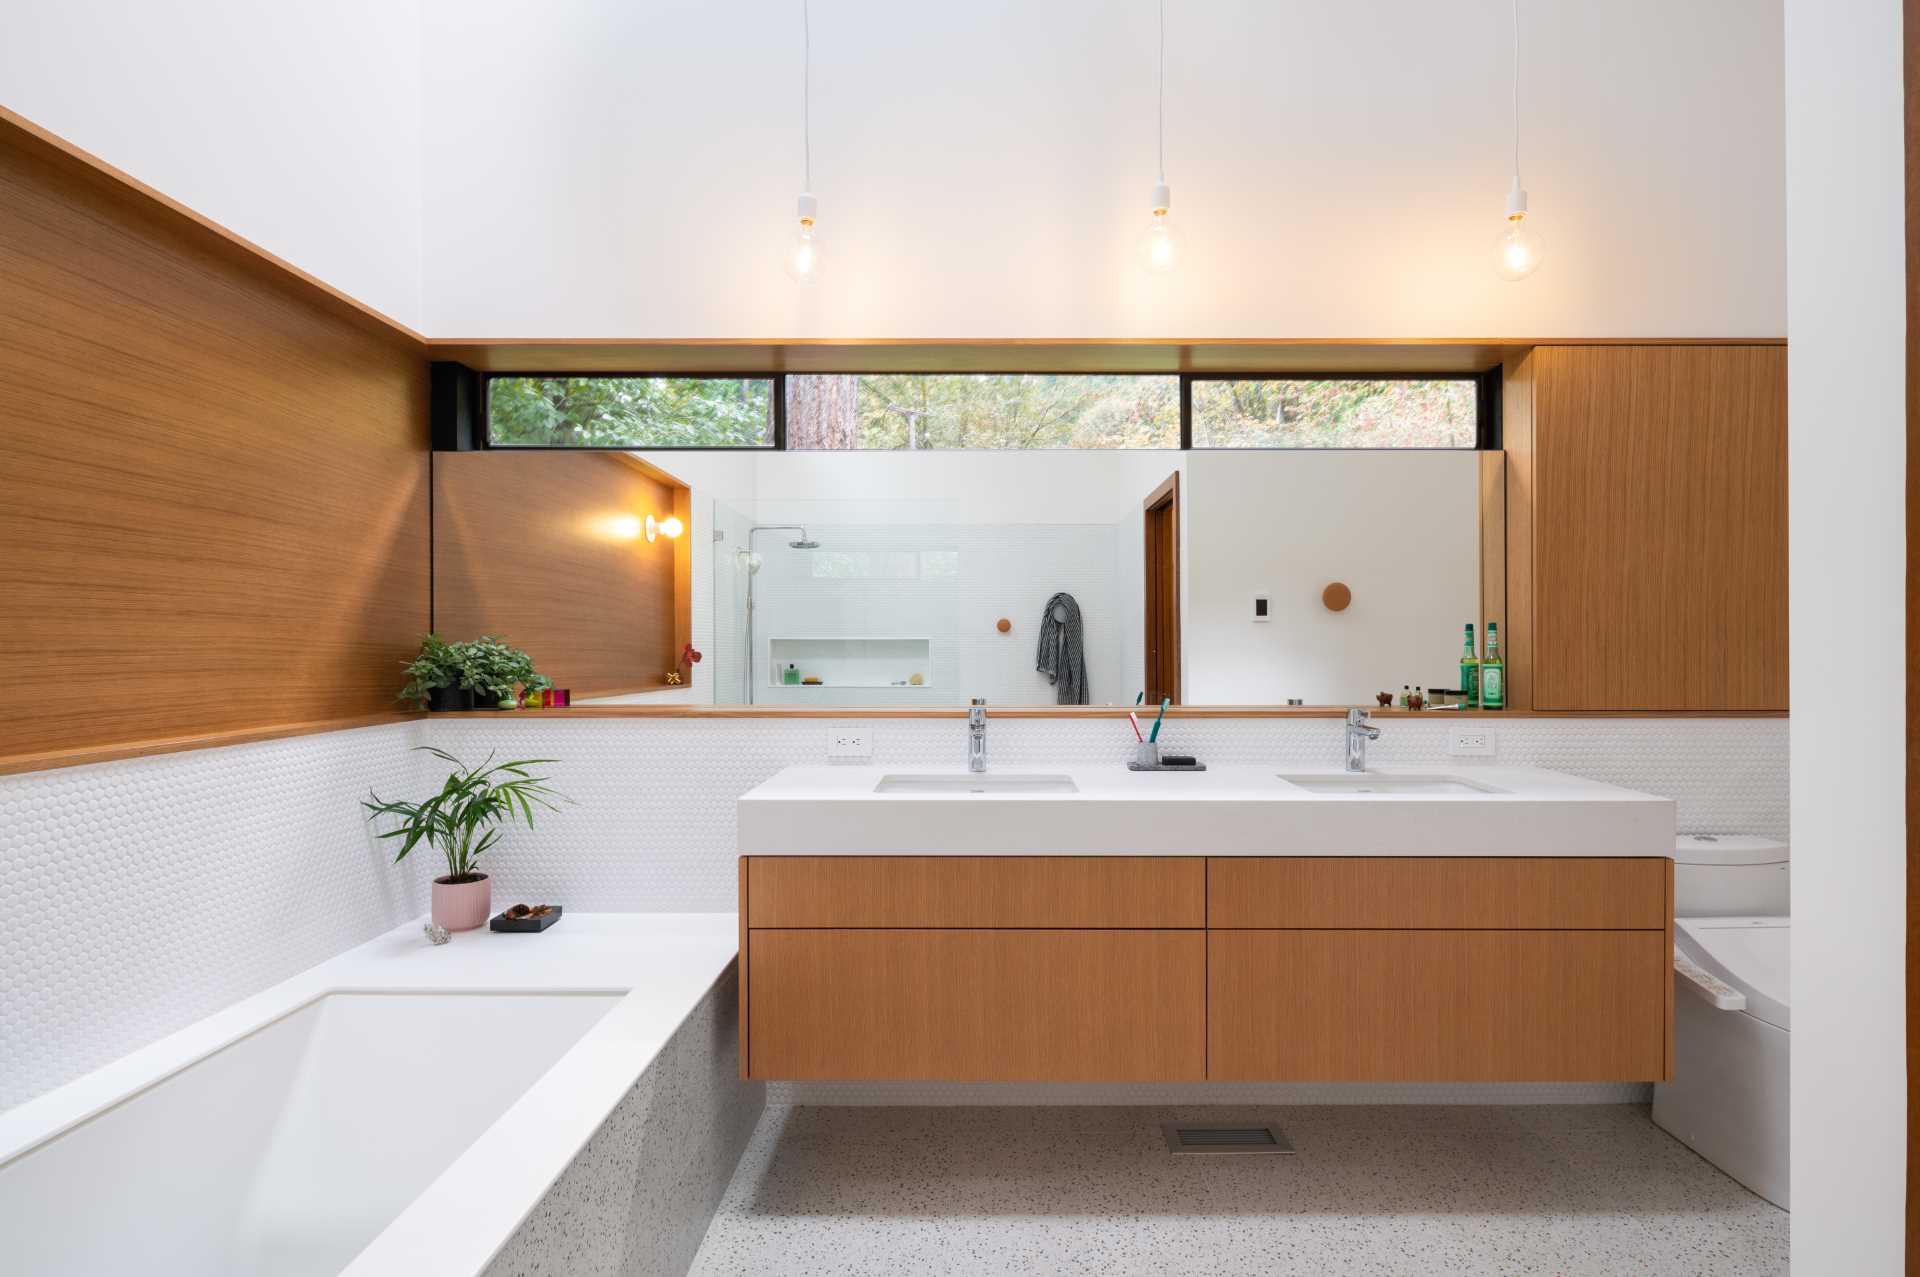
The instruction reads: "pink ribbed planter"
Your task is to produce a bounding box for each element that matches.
[432,874,492,932]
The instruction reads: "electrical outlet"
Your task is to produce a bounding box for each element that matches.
[1448,727,1495,757]
[827,725,872,761]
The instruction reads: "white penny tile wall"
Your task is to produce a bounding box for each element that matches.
[2,712,1784,1114]
[428,713,1788,911]
[0,722,430,1111]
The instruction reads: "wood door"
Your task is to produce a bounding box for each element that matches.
[748,929,1206,1081]
[1527,345,1787,711]
[1208,929,1669,1082]
[1143,472,1181,705]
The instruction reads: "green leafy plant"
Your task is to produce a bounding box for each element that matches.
[363,747,565,882]
[399,634,465,705]
[456,636,550,709]
[396,635,550,708]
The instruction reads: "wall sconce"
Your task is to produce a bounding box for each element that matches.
[644,514,685,543]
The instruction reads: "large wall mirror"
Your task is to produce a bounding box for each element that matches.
[433,370,1500,709]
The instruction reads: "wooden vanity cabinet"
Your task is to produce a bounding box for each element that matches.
[739,855,1673,1084]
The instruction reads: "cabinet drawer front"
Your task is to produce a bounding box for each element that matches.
[1208,930,1668,1082]
[747,856,1205,928]
[1207,857,1668,930]
[748,929,1206,1081]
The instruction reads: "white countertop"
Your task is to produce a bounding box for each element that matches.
[0,913,739,1277]
[737,764,1675,857]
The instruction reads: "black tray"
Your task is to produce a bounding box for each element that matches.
[490,905,563,932]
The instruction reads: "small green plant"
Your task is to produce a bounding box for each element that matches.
[396,635,550,708]
[363,747,565,882]
[399,634,465,705]
[456,636,551,709]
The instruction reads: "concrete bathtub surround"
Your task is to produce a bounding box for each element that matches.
[0,914,753,1277]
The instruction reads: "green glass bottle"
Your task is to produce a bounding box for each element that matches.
[1459,623,1480,707]
[1481,622,1505,711]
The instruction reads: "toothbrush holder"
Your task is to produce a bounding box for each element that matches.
[1134,742,1161,768]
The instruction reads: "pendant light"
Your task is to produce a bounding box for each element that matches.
[1138,0,1182,273]
[1494,0,1543,280]
[782,0,823,284]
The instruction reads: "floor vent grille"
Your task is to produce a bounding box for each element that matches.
[1161,1123,1296,1155]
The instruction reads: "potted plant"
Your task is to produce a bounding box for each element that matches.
[399,634,473,711]
[363,747,565,931]
[457,636,551,710]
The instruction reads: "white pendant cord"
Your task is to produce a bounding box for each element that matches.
[802,0,813,192]
[1156,0,1166,185]
[1510,0,1521,187]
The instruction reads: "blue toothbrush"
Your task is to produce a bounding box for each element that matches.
[1148,697,1170,742]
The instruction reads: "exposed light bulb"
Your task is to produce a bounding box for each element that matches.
[1139,184,1182,274]
[1494,179,1543,281]
[1495,4,1542,282]
[783,192,822,285]
[644,514,687,542]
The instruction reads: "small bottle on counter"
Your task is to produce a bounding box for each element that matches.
[1410,686,1425,711]
[1397,684,1410,708]
[1481,623,1505,710]
[1460,623,1480,707]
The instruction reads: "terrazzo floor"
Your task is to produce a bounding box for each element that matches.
[686,1104,1788,1276]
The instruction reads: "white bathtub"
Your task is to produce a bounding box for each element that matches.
[0,914,742,1277]
[0,991,617,1275]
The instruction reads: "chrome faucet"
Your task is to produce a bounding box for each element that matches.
[968,698,988,773]
[1345,707,1380,773]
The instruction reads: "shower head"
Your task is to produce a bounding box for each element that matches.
[748,524,817,551]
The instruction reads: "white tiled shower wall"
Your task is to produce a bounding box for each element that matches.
[2,714,1785,1112]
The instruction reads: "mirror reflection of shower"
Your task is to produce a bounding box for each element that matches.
[743,526,817,703]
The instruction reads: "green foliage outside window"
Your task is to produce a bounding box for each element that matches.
[786,374,1179,450]
[1191,379,1477,448]
[484,372,1476,451]
[487,376,774,447]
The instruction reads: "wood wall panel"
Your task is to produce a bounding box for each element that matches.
[1208,929,1668,1081]
[1529,345,1788,711]
[432,451,685,699]
[748,928,1206,1081]
[1501,351,1538,710]
[0,118,429,762]
[746,855,1205,928]
[1206,857,1669,931]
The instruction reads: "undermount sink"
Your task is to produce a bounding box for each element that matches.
[874,773,1079,794]
[1277,773,1508,796]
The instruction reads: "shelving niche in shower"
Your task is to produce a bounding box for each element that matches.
[765,638,934,689]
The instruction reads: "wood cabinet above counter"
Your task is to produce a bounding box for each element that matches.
[1503,345,1788,712]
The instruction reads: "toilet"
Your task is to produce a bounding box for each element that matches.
[1651,834,1790,1209]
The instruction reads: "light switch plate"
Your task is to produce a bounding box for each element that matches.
[827,725,872,761]
[1448,727,1495,757]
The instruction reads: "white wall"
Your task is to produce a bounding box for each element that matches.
[1184,451,1481,704]
[419,0,1783,338]
[0,0,426,330]
[1785,0,1906,1266]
